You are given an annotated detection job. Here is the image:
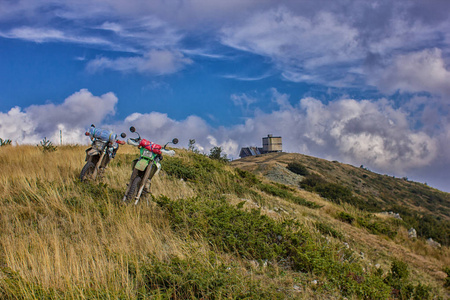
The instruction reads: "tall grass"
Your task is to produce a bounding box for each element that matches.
[0,145,195,298]
[0,145,448,299]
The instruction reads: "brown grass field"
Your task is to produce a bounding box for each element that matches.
[0,145,449,299]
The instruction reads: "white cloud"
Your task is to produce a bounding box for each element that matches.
[0,89,117,144]
[221,8,361,84]
[372,48,450,96]
[230,93,257,112]
[0,27,111,46]
[1,88,448,190]
[0,107,39,144]
[215,96,440,175]
[86,50,193,75]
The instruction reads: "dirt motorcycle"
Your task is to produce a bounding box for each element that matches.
[122,126,178,205]
[80,125,126,181]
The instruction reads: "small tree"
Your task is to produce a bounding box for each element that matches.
[0,138,12,147]
[38,137,57,153]
[188,139,196,151]
[209,146,229,162]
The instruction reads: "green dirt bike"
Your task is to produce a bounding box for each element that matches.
[122,126,178,205]
[80,125,126,181]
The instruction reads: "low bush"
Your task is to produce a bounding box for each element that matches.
[444,267,450,288]
[134,255,286,299]
[383,260,434,299]
[37,137,57,153]
[337,212,355,224]
[155,195,393,299]
[315,222,343,239]
[356,215,401,239]
[286,162,309,176]
[0,138,12,147]
[258,183,321,209]
[235,168,261,185]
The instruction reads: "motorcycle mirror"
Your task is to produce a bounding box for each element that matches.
[120,133,126,138]
[130,126,136,133]
[172,138,179,145]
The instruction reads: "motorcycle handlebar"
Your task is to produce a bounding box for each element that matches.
[160,149,175,157]
[127,138,140,146]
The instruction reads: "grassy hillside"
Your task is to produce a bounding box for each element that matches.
[231,152,450,246]
[0,145,449,299]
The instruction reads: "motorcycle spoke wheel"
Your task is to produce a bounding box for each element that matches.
[126,176,142,201]
[80,161,95,182]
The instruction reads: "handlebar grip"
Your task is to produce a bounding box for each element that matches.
[127,138,140,146]
[161,149,175,157]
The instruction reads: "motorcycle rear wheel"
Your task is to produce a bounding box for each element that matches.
[126,176,142,201]
[80,161,95,181]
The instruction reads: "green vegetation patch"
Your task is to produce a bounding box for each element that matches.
[384,260,435,300]
[258,182,322,209]
[155,195,396,299]
[132,255,286,299]
[315,221,344,239]
[286,161,309,176]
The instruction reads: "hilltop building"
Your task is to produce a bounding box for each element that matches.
[239,134,282,158]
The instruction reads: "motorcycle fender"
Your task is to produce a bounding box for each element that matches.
[135,159,149,171]
[84,147,98,161]
[131,158,139,170]
[154,161,162,176]
[87,148,100,156]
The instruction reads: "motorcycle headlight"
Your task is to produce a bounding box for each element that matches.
[142,149,153,158]
[93,140,107,150]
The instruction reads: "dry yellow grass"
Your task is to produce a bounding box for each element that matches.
[0,144,203,297]
[0,145,448,298]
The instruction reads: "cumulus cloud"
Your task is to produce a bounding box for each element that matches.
[372,48,450,96]
[0,89,117,144]
[86,50,193,75]
[221,7,362,86]
[0,88,448,190]
[219,95,441,175]
[0,107,39,144]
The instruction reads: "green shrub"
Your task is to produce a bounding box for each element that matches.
[208,146,229,162]
[235,168,261,185]
[162,157,198,181]
[0,138,12,146]
[286,162,309,176]
[133,255,287,299]
[391,260,409,280]
[382,260,435,299]
[258,183,321,209]
[337,212,355,224]
[356,216,400,239]
[155,195,392,299]
[444,267,450,288]
[37,137,57,153]
[300,174,326,190]
[258,183,291,199]
[315,222,343,239]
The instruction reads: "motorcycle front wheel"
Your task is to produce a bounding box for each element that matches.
[126,175,142,201]
[80,161,95,181]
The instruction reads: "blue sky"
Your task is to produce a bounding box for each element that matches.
[0,0,449,192]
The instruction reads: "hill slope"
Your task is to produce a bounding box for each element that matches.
[0,145,449,299]
[231,152,450,246]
